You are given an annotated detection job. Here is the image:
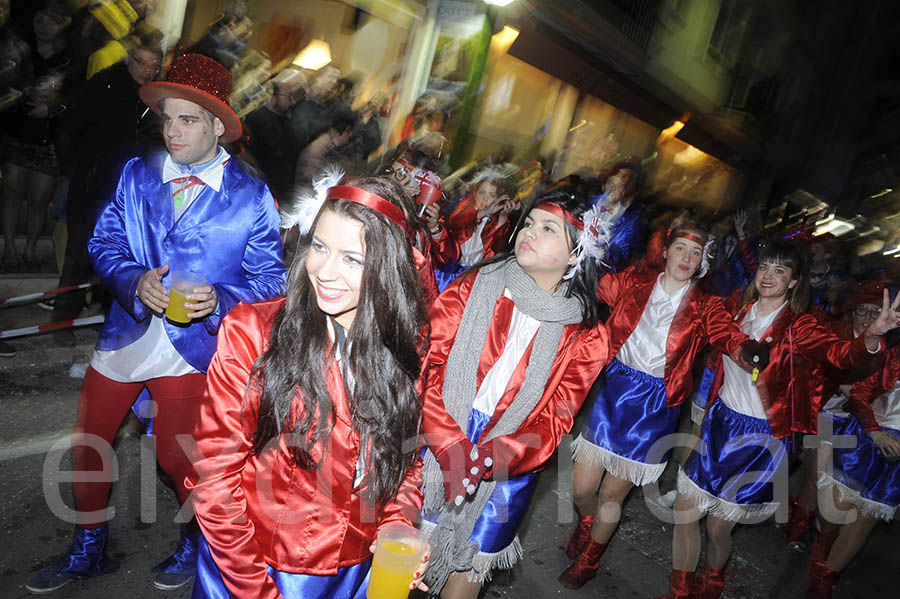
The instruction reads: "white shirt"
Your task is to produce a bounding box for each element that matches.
[472,290,541,418]
[719,300,787,419]
[617,274,691,378]
[459,215,490,268]
[90,148,230,383]
[872,381,900,430]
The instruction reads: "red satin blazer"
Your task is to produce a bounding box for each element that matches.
[431,198,510,268]
[422,270,609,478]
[187,300,423,599]
[846,344,900,432]
[598,267,751,408]
[707,301,881,438]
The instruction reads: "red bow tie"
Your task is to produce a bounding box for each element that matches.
[171,175,205,211]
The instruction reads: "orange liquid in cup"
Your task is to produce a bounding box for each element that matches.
[367,540,418,599]
[165,287,191,324]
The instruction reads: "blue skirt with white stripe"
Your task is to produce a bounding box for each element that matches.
[818,416,900,521]
[679,400,790,521]
[573,359,680,486]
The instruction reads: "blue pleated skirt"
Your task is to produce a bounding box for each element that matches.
[192,535,371,599]
[573,359,680,486]
[818,416,900,521]
[679,400,790,521]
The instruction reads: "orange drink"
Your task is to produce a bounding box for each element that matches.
[367,523,427,599]
[166,271,206,324]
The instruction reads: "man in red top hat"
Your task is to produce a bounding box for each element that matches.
[25,53,287,595]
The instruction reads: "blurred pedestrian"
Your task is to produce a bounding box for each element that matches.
[244,67,306,202]
[49,27,164,347]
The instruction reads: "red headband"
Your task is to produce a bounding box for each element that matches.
[669,231,706,246]
[325,185,411,239]
[532,202,584,231]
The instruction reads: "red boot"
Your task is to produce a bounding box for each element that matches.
[807,560,840,599]
[785,505,815,549]
[809,526,838,563]
[565,514,595,559]
[692,566,725,599]
[657,569,695,599]
[558,539,607,590]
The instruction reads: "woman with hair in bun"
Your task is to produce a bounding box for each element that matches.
[419,190,611,598]
[663,240,899,599]
[561,223,768,590]
[187,173,431,599]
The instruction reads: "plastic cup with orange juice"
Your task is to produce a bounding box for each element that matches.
[367,522,428,599]
[166,270,206,325]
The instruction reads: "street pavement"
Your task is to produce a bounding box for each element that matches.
[0,306,897,598]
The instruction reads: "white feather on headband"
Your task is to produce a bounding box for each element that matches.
[280,166,346,234]
[564,201,616,280]
[697,235,716,279]
[468,164,516,187]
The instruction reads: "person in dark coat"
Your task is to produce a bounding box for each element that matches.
[244,67,306,203]
[49,30,163,346]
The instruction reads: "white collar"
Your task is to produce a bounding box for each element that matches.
[651,273,691,307]
[162,147,230,192]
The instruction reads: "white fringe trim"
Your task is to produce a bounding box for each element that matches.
[417,518,524,584]
[691,401,706,426]
[817,471,897,522]
[676,468,779,523]
[571,434,666,486]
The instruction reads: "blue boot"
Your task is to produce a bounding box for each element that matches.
[26,524,119,594]
[152,523,199,590]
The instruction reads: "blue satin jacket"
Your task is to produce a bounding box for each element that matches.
[88,151,286,372]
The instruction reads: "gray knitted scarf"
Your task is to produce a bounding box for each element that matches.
[422,258,583,592]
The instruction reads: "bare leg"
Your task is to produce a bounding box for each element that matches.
[2,162,25,263]
[572,462,606,516]
[824,497,878,572]
[704,515,737,569]
[441,572,482,599]
[23,167,56,262]
[672,492,703,572]
[589,473,634,543]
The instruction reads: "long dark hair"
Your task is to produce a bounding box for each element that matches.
[469,190,601,328]
[743,238,810,314]
[250,176,427,508]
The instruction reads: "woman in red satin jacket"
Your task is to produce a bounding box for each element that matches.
[806,340,900,599]
[186,176,430,599]
[664,239,898,599]
[425,168,517,273]
[561,224,762,590]
[419,190,609,599]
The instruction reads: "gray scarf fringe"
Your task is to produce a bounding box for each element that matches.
[422,258,582,594]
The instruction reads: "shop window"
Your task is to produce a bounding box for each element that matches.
[707,0,752,69]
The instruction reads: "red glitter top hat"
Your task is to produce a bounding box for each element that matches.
[139,53,242,142]
[841,280,885,315]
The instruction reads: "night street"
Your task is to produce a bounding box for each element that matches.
[1,302,896,598]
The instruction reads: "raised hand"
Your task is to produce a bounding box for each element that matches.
[863,288,900,350]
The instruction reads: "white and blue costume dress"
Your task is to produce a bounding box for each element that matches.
[574,275,689,485]
[678,302,791,521]
[818,382,900,521]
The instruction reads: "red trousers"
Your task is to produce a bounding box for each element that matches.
[72,366,206,528]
